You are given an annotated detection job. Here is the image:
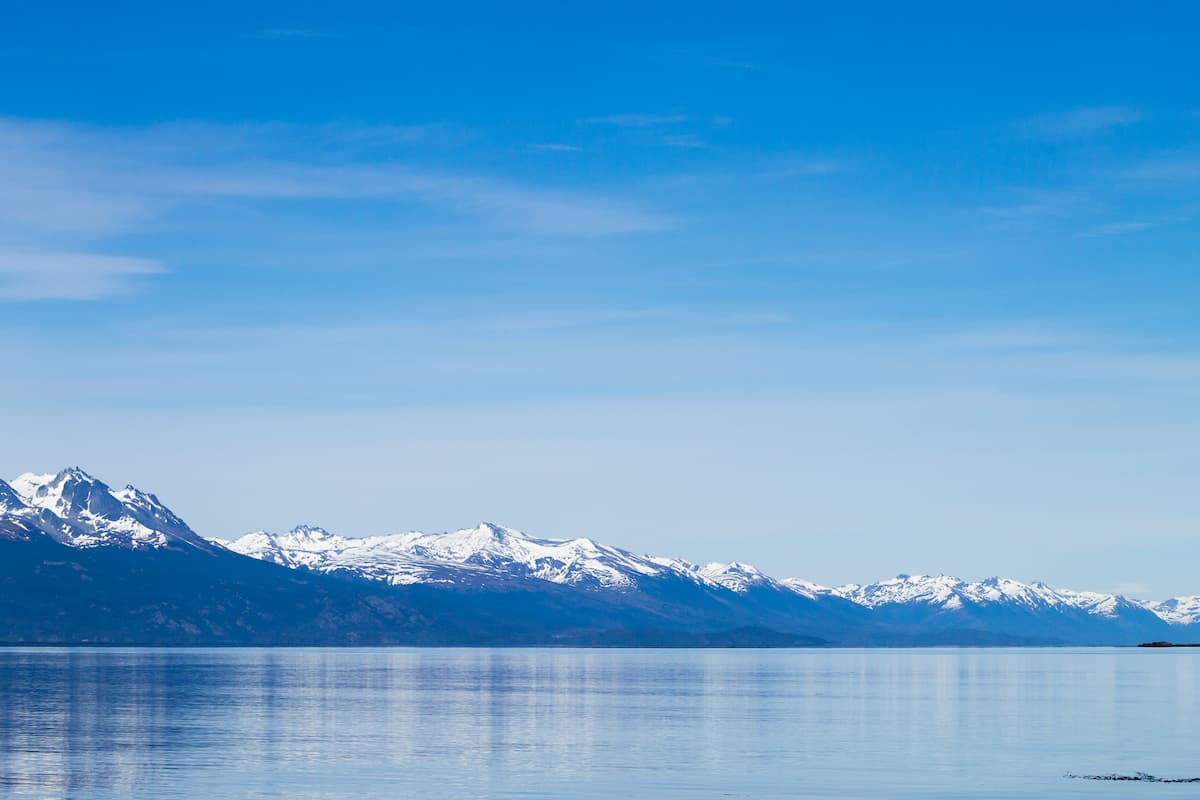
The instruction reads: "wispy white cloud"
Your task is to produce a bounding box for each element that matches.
[4,118,672,236]
[752,159,844,179]
[1074,220,1156,238]
[1122,155,1200,182]
[528,143,583,153]
[583,112,731,150]
[978,189,1097,226]
[0,250,166,301]
[662,134,707,149]
[932,320,1093,352]
[165,163,674,234]
[0,117,674,301]
[585,113,689,128]
[0,119,672,237]
[656,154,846,189]
[1016,106,1143,140]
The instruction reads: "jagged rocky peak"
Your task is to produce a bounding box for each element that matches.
[463,521,527,542]
[6,466,217,553]
[291,524,336,538]
[15,467,125,520]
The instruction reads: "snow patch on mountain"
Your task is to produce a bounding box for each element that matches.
[9,473,54,500]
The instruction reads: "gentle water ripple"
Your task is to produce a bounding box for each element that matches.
[0,647,1196,798]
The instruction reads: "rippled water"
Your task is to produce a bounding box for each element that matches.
[1,647,1197,798]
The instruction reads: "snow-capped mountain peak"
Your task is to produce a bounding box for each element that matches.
[223,525,351,569]
[835,574,967,608]
[698,561,775,593]
[7,467,216,552]
[289,524,338,540]
[389,522,677,588]
[1146,596,1200,626]
[16,467,125,521]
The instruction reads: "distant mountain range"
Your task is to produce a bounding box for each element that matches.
[1,467,1195,646]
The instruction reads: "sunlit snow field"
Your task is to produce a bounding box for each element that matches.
[1,647,1197,798]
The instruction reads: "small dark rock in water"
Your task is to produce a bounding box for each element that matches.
[1066,772,1200,783]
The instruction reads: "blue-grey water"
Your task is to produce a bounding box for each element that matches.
[1,647,1197,799]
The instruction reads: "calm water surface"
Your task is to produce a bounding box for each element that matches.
[0,647,1197,798]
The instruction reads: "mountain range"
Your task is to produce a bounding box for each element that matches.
[1,467,1194,646]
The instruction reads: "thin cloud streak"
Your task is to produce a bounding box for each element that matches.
[0,118,675,301]
[1074,220,1156,238]
[978,189,1097,226]
[1016,106,1143,140]
[662,134,708,149]
[0,119,673,237]
[1123,156,1200,183]
[528,143,583,152]
[129,162,675,236]
[585,113,689,127]
[0,250,166,301]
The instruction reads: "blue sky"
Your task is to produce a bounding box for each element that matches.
[3,2,1199,597]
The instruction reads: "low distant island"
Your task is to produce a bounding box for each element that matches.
[1139,642,1200,648]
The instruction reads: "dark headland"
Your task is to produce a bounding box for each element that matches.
[1139,641,1200,647]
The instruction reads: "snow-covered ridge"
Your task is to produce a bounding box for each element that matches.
[831,574,1160,620]
[224,528,1200,627]
[220,525,1200,628]
[224,522,705,589]
[224,522,839,595]
[4,466,1200,629]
